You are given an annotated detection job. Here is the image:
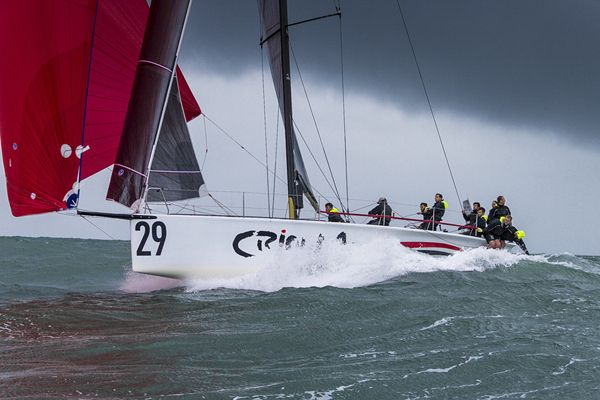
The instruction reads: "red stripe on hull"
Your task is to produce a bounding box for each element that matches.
[401,242,462,251]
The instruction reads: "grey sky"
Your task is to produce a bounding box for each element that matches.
[182,0,600,147]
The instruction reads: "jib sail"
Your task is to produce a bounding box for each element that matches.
[146,73,207,203]
[106,0,205,210]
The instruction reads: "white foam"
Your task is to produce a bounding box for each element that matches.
[120,270,181,293]
[186,238,534,293]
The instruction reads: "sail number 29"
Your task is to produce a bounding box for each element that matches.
[135,221,167,256]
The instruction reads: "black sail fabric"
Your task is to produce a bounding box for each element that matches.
[257,0,284,116]
[106,0,191,210]
[147,75,206,203]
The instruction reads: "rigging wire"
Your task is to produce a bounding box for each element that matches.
[395,0,463,208]
[202,114,286,187]
[289,41,346,213]
[336,0,351,222]
[201,115,209,171]
[260,43,271,218]
[292,120,344,207]
[208,193,237,216]
[79,215,131,252]
[202,113,301,217]
[272,105,280,216]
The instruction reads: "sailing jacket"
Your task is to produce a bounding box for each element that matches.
[327,208,344,223]
[481,219,510,238]
[463,210,478,225]
[368,202,393,226]
[488,204,511,224]
[477,215,488,237]
[501,226,529,254]
[467,215,487,237]
[430,200,446,221]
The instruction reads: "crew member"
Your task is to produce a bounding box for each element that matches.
[480,214,513,249]
[325,203,344,223]
[488,196,511,224]
[423,193,447,230]
[500,216,530,255]
[367,197,393,226]
[487,200,497,223]
[464,206,487,236]
[475,207,487,237]
[462,202,480,227]
[417,203,429,229]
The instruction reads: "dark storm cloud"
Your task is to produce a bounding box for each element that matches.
[182,0,600,146]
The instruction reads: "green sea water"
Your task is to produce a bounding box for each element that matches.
[1,236,599,399]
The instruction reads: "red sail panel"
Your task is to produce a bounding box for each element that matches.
[81,0,200,181]
[176,65,201,122]
[80,0,150,182]
[0,0,98,216]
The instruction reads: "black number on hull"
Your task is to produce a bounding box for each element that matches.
[135,222,151,256]
[135,221,167,256]
[152,222,167,256]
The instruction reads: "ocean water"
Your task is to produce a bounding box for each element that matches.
[1,236,600,399]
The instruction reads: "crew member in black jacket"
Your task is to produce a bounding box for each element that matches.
[418,193,447,230]
[464,207,487,236]
[481,214,513,249]
[500,219,530,255]
[367,197,393,226]
[462,201,480,226]
[488,196,511,224]
[325,203,344,223]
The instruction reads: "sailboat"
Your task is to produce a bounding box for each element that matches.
[0,0,516,280]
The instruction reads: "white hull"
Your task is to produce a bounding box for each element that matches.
[130,215,516,279]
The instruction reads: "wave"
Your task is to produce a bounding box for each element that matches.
[183,238,549,293]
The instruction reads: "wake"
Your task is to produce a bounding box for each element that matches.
[119,237,590,294]
[185,238,539,293]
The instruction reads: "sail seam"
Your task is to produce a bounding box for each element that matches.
[138,59,173,73]
[149,170,203,174]
[114,163,147,178]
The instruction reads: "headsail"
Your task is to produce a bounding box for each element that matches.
[0,0,200,217]
[258,0,319,218]
[106,0,198,211]
[146,73,207,203]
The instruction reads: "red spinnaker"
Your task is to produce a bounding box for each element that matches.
[0,0,200,217]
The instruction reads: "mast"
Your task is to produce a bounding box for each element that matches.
[259,0,321,219]
[278,0,299,220]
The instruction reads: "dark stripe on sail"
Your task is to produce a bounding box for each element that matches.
[106,0,191,210]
